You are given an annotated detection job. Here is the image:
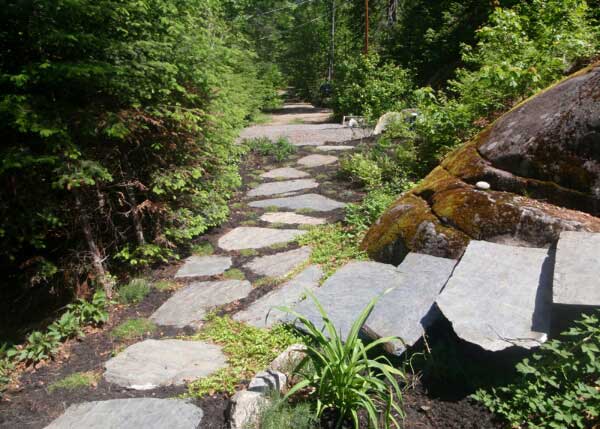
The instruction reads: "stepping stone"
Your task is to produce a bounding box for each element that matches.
[218,227,306,251]
[261,167,309,180]
[175,255,232,278]
[437,241,553,352]
[151,280,252,328]
[297,154,338,167]
[104,339,226,390]
[553,231,600,306]
[243,247,311,278]
[246,179,318,198]
[316,145,354,151]
[289,254,456,355]
[45,398,203,429]
[249,194,345,212]
[234,265,323,328]
[260,212,326,225]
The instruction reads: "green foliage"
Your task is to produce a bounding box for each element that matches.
[48,372,99,393]
[153,280,177,291]
[67,291,110,326]
[223,268,246,281]
[474,312,600,429]
[111,318,157,341]
[246,137,297,161]
[191,242,214,256]
[281,291,405,428]
[258,393,317,429]
[187,315,301,396]
[345,189,398,233]
[9,331,61,363]
[118,278,150,304]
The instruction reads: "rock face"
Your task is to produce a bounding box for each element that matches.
[363,63,600,264]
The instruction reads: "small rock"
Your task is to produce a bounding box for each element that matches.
[269,344,307,374]
[248,370,287,394]
[229,390,268,429]
[475,181,491,190]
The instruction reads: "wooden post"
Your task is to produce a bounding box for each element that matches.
[364,0,369,54]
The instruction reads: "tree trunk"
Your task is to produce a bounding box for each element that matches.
[125,183,146,246]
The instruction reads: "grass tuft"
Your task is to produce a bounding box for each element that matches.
[112,318,157,341]
[48,372,99,393]
[223,268,246,280]
[118,278,150,304]
[191,241,214,256]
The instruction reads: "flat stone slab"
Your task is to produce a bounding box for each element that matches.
[218,227,306,250]
[235,265,323,328]
[261,167,309,179]
[297,154,338,167]
[249,194,346,212]
[289,254,456,354]
[45,398,203,429]
[151,280,252,328]
[316,145,354,151]
[260,212,326,225]
[243,247,311,278]
[104,339,227,390]
[553,231,600,306]
[247,179,318,198]
[437,240,552,352]
[175,255,232,278]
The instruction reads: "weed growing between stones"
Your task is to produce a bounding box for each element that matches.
[118,278,150,304]
[47,371,99,393]
[246,137,297,162]
[187,315,301,396]
[258,391,317,429]
[111,318,157,341]
[191,242,214,256]
[153,280,177,291]
[223,269,246,281]
[239,249,259,257]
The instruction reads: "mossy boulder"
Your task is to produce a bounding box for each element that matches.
[363,63,600,263]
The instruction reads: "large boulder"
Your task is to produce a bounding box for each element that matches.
[363,62,600,263]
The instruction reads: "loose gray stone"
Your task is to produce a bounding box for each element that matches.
[229,390,268,429]
[437,240,552,352]
[234,265,323,328]
[151,280,252,328]
[260,212,326,225]
[290,255,456,354]
[247,179,318,198]
[316,145,354,151]
[243,247,311,278]
[45,398,203,429]
[248,370,287,394]
[175,255,232,278]
[249,194,346,212]
[261,167,309,179]
[269,344,307,374]
[218,227,306,251]
[104,339,227,390]
[297,154,338,167]
[553,231,600,306]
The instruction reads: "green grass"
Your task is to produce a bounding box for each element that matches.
[296,208,315,215]
[118,278,150,304]
[259,393,317,429]
[191,241,214,256]
[187,315,302,396]
[111,318,157,341]
[253,276,280,289]
[269,242,289,250]
[153,279,177,291]
[231,202,246,210]
[240,220,258,226]
[48,372,99,393]
[239,249,259,257]
[250,112,272,125]
[223,268,246,280]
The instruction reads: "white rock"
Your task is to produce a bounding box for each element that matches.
[229,390,268,429]
[476,181,491,190]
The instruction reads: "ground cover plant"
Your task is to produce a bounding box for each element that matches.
[246,136,298,161]
[111,318,157,341]
[47,371,99,393]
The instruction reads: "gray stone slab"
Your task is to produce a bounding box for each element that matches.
[247,179,318,198]
[45,398,203,429]
[297,154,338,167]
[104,339,227,390]
[316,145,354,151]
[234,265,323,328]
[288,255,456,355]
[243,247,311,278]
[151,280,252,328]
[261,167,310,179]
[260,212,326,225]
[218,227,306,250]
[249,194,346,212]
[175,255,232,278]
[553,231,600,306]
[437,240,553,352]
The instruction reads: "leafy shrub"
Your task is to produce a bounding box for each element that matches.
[345,189,398,233]
[67,290,110,326]
[473,312,600,428]
[112,318,157,341]
[247,137,297,161]
[118,278,150,304]
[9,331,61,363]
[282,291,405,428]
[339,154,383,189]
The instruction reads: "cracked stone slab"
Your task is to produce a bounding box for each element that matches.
[297,154,338,167]
[437,240,553,352]
[288,255,456,355]
[316,145,354,151]
[44,398,203,429]
[247,179,318,198]
[218,227,306,250]
[243,247,311,278]
[553,231,600,306]
[151,280,252,328]
[260,212,326,225]
[261,167,310,180]
[249,194,346,212]
[235,265,323,328]
[104,339,227,390]
[175,255,232,278]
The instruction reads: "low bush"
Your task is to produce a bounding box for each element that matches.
[246,137,297,161]
[118,278,150,304]
[473,311,600,428]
